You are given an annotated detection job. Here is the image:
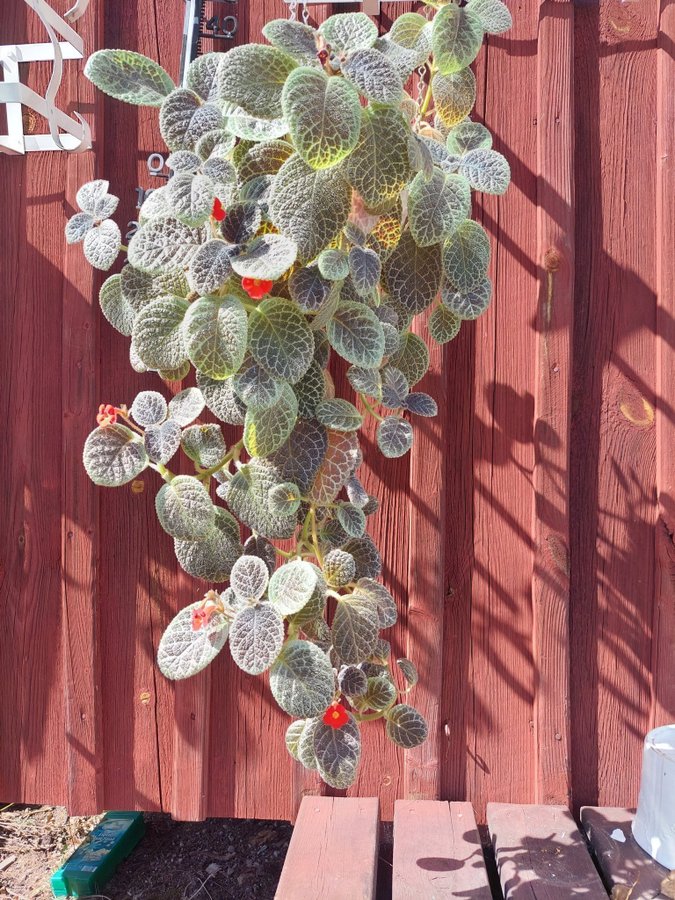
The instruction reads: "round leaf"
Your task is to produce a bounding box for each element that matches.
[313,714,362,788]
[270,639,335,717]
[157,602,229,680]
[432,3,484,75]
[332,594,379,664]
[377,416,414,458]
[248,297,314,384]
[229,603,285,675]
[155,475,215,540]
[282,66,361,171]
[174,507,243,582]
[442,220,491,292]
[217,44,297,118]
[327,301,385,368]
[385,704,429,749]
[184,295,248,379]
[132,297,189,370]
[131,390,168,426]
[243,382,298,457]
[83,424,148,487]
[230,553,270,602]
[269,559,321,615]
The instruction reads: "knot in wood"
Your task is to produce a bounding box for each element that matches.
[544,248,563,272]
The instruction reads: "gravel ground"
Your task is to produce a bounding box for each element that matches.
[0,805,292,899]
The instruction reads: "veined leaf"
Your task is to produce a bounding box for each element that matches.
[442,220,491,292]
[128,217,205,274]
[183,295,248,379]
[217,44,297,118]
[432,3,484,75]
[230,604,285,675]
[377,416,414,458]
[174,507,242,583]
[385,703,428,748]
[429,304,462,343]
[327,301,385,368]
[343,106,411,209]
[432,68,477,129]
[157,602,229,680]
[83,424,148,487]
[270,640,334,717]
[333,594,379,664]
[341,48,403,105]
[244,382,298,457]
[282,67,361,170]
[269,559,322,615]
[85,49,174,106]
[262,19,319,64]
[132,297,189,370]
[231,234,298,281]
[313,714,362,788]
[459,148,511,194]
[155,475,215,541]
[160,89,223,152]
[441,276,493,320]
[248,297,314,384]
[230,553,270,602]
[467,0,513,34]
[318,12,378,51]
[384,232,443,316]
[408,168,471,247]
[389,332,430,386]
[446,120,493,155]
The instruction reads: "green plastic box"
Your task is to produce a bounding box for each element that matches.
[51,811,145,897]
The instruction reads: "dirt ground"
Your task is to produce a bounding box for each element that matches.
[0,804,292,899]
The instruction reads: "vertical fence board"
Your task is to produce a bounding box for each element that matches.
[532,0,574,806]
[61,0,105,816]
[467,0,540,817]
[571,0,659,810]
[653,0,675,730]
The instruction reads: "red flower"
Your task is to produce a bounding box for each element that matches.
[191,607,211,631]
[323,702,349,729]
[191,594,221,631]
[241,277,273,300]
[96,403,117,427]
[211,198,226,222]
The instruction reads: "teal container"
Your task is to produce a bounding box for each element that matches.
[51,811,145,897]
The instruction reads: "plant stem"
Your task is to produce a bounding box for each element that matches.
[419,64,437,120]
[359,394,384,422]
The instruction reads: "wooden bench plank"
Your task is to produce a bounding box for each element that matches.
[393,800,492,899]
[487,803,607,899]
[581,807,672,898]
[275,796,379,900]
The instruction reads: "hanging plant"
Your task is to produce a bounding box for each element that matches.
[66,1,511,790]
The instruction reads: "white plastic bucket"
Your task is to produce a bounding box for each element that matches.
[632,724,675,869]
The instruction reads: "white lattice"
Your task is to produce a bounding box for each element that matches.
[0,0,92,154]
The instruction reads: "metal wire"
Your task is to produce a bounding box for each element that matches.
[301,1,310,24]
[288,0,297,20]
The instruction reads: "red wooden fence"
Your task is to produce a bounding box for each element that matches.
[1,0,673,822]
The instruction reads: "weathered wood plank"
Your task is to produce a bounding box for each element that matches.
[488,803,607,898]
[581,807,671,899]
[61,0,105,816]
[393,801,491,899]
[532,0,575,808]
[275,797,380,900]
[653,0,675,731]
[467,0,540,817]
[570,0,658,810]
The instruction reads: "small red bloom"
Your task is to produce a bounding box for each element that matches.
[323,702,349,729]
[241,277,273,300]
[96,403,117,427]
[191,594,221,631]
[211,198,227,222]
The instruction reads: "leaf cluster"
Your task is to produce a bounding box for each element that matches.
[69,4,510,788]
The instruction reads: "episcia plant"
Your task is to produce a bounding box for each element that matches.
[66,1,511,789]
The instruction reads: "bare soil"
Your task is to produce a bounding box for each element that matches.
[0,804,292,900]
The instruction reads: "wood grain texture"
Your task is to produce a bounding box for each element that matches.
[580,807,670,899]
[393,800,491,899]
[488,803,607,899]
[532,0,574,807]
[571,0,659,811]
[275,797,380,900]
[61,0,105,816]
[653,0,675,732]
